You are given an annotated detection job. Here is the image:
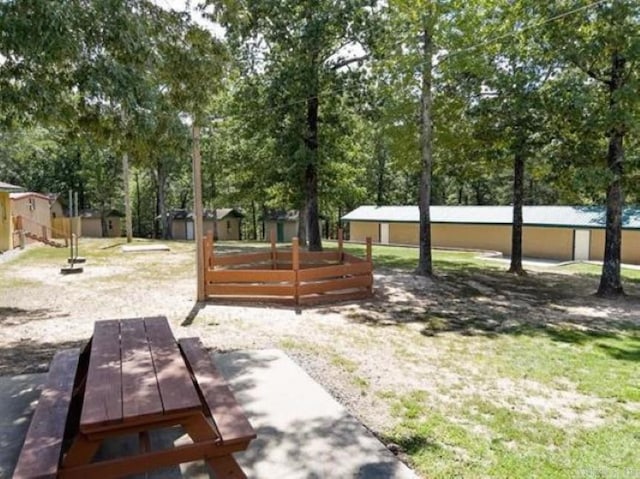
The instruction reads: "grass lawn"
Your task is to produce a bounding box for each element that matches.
[326,241,640,478]
[2,239,639,478]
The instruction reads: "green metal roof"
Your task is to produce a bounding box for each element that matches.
[342,205,640,230]
[0,181,24,193]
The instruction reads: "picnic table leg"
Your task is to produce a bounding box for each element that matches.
[182,413,247,479]
[206,455,247,479]
[62,434,101,468]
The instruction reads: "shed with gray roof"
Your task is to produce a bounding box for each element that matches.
[342,205,640,264]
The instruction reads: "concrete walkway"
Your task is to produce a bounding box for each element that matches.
[0,349,417,479]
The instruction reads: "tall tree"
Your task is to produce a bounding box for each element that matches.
[208,0,376,251]
[382,0,479,275]
[541,0,640,296]
[472,2,554,275]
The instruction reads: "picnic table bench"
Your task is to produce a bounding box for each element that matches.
[12,317,256,479]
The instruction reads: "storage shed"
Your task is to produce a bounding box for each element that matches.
[170,209,244,241]
[261,210,299,242]
[0,181,24,251]
[80,209,124,238]
[10,192,53,246]
[342,205,640,264]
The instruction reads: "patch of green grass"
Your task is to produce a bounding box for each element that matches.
[559,262,640,282]
[278,337,317,352]
[324,241,501,271]
[352,375,370,390]
[330,353,358,373]
[9,245,70,264]
[385,389,640,479]
[0,276,41,288]
[478,333,640,402]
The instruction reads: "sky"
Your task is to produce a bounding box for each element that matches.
[150,0,225,38]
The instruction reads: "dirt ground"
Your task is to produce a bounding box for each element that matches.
[1,240,639,440]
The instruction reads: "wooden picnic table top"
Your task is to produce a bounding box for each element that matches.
[80,316,203,433]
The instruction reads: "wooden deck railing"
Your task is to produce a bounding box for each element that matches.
[12,215,69,248]
[203,229,373,305]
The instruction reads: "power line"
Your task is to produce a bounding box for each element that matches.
[212,0,608,124]
[443,0,608,60]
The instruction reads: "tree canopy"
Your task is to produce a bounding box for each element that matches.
[1,0,638,294]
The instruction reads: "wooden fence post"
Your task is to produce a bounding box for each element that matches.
[338,228,344,264]
[270,229,277,270]
[292,237,300,304]
[205,231,214,269]
[202,231,212,298]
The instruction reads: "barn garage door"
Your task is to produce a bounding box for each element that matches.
[380,223,389,244]
[573,230,590,261]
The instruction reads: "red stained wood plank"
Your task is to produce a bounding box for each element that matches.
[120,318,163,422]
[80,320,123,431]
[13,349,80,479]
[143,317,201,414]
[179,338,256,445]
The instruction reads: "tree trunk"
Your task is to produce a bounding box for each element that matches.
[597,51,626,297]
[297,198,308,247]
[122,152,132,243]
[375,137,386,206]
[508,149,526,275]
[251,201,257,240]
[305,95,322,251]
[416,26,433,276]
[156,166,169,240]
[135,171,141,236]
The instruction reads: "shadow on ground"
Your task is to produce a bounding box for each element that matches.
[0,338,88,375]
[323,266,640,349]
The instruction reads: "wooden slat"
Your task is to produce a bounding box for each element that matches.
[207,269,295,284]
[298,289,373,305]
[213,252,271,266]
[13,349,80,479]
[58,439,250,479]
[275,251,339,262]
[143,317,201,414]
[207,283,295,297]
[342,253,366,263]
[298,275,372,296]
[120,319,163,422]
[179,338,256,445]
[81,320,123,431]
[206,455,247,479]
[298,261,372,281]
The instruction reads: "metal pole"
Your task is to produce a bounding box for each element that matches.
[68,190,74,260]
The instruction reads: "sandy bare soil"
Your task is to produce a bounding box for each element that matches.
[1,240,639,441]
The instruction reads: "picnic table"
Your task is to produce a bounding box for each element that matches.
[12,316,256,479]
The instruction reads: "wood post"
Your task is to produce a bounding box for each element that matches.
[292,237,300,304]
[270,229,277,270]
[205,231,213,270]
[366,236,372,263]
[192,125,205,302]
[337,228,344,264]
